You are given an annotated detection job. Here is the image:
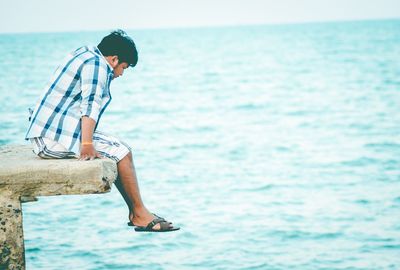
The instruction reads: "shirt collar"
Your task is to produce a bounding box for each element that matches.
[93,46,114,73]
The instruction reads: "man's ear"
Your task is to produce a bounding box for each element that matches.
[110,56,119,68]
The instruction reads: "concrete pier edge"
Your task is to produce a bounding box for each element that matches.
[0,145,117,269]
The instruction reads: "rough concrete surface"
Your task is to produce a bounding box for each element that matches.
[0,144,118,270]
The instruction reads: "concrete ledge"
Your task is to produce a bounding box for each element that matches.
[0,145,117,196]
[0,144,118,270]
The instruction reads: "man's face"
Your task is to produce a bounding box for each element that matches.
[105,56,129,79]
[113,62,129,79]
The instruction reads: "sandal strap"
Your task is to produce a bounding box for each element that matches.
[152,213,166,221]
[146,218,165,229]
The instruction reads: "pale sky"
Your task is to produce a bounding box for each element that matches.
[0,0,399,33]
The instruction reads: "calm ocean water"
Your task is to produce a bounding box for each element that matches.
[0,19,400,269]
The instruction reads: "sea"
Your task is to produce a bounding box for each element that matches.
[0,19,399,270]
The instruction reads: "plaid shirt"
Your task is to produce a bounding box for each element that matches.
[25,46,114,154]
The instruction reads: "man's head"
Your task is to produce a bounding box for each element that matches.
[98,30,138,79]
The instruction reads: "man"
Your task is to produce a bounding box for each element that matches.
[25,30,179,232]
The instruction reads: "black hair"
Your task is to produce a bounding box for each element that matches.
[98,29,138,67]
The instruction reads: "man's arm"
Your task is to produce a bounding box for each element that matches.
[79,116,102,160]
[80,58,106,124]
[78,58,108,160]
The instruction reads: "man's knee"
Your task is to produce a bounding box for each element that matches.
[117,150,132,165]
[122,150,132,162]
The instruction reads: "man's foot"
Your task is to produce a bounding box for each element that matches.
[132,218,180,232]
[129,208,175,231]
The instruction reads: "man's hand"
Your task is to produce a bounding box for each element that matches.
[79,116,101,161]
[79,143,102,161]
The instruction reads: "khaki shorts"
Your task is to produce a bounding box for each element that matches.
[30,130,131,162]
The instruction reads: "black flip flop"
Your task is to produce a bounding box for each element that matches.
[127,213,167,226]
[128,217,180,232]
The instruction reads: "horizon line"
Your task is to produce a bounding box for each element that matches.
[0,16,399,35]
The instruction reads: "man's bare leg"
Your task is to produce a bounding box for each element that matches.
[113,176,133,215]
[114,152,173,230]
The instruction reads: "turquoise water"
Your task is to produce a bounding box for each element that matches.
[1,19,400,269]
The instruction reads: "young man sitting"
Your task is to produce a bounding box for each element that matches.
[25,30,179,232]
